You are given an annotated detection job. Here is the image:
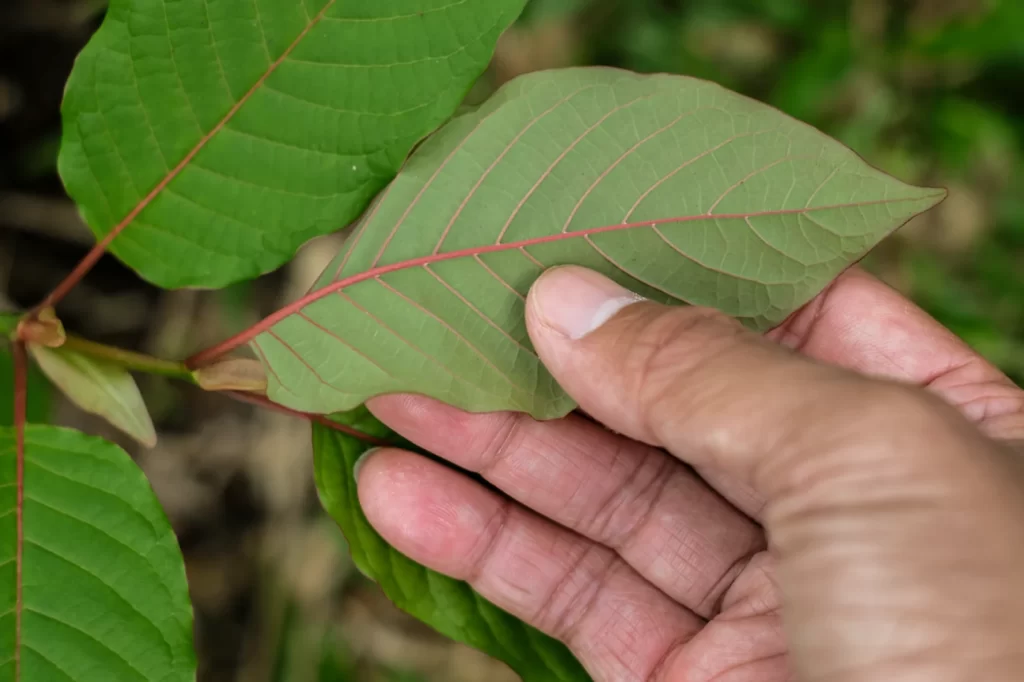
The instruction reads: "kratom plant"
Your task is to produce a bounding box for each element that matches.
[0,1,946,680]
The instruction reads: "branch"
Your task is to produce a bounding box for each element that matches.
[12,341,27,680]
[60,335,199,383]
[11,320,383,444]
[223,390,390,445]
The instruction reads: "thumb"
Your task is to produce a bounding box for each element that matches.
[527,267,1024,680]
[524,266,988,503]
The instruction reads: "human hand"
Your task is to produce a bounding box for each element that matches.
[358,266,1024,682]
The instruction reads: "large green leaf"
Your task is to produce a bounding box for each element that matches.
[0,426,195,681]
[253,68,946,418]
[59,0,527,289]
[313,416,589,682]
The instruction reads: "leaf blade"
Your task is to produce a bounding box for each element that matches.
[0,426,195,682]
[29,345,157,447]
[312,415,590,682]
[59,0,528,289]
[255,68,945,418]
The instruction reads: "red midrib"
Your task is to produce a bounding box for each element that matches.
[185,194,940,368]
[39,0,337,311]
[12,342,27,681]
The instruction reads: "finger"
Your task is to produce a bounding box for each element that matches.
[523,265,991,504]
[356,448,703,682]
[526,267,1024,681]
[770,268,1024,439]
[369,393,764,617]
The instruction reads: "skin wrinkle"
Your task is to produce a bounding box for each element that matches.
[589,445,673,549]
[532,542,621,640]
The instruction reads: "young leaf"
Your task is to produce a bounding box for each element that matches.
[246,68,946,419]
[59,0,528,289]
[29,345,158,447]
[312,417,590,682]
[0,426,195,681]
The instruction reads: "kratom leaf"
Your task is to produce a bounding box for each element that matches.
[252,68,946,419]
[0,426,195,681]
[29,345,157,447]
[312,415,590,682]
[59,0,528,289]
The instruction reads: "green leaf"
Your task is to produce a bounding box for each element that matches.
[29,345,157,447]
[0,315,18,338]
[254,67,946,419]
[59,0,528,289]
[0,347,51,427]
[313,418,590,682]
[0,426,195,681]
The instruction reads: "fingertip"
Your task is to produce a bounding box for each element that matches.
[355,449,503,574]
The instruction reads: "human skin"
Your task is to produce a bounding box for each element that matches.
[356,266,1024,682]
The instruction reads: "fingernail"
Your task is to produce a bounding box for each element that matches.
[531,266,645,339]
[353,448,381,484]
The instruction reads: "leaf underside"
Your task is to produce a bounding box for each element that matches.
[255,68,946,419]
[312,416,590,682]
[0,426,195,682]
[59,0,527,289]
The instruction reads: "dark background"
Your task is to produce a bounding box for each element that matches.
[2,1,1023,680]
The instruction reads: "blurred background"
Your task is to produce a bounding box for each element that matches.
[2,0,1023,680]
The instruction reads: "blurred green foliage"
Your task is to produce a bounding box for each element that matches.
[512,0,1024,383]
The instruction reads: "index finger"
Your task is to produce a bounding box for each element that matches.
[769,268,1024,438]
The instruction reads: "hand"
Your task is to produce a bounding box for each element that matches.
[358,266,1024,682]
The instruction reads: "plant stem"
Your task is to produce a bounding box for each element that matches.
[12,340,26,680]
[60,335,199,384]
[29,332,385,444]
[224,390,391,445]
[12,318,384,444]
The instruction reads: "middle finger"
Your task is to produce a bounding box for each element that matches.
[369,394,764,618]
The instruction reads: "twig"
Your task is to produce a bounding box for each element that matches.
[60,335,198,383]
[11,341,27,681]
[224,391,389,445]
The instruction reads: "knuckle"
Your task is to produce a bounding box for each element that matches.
[475,411,526,476]
[532,543,621,641]
[464,497,513,583]
[621,306,745,410]
[616,306,749,440]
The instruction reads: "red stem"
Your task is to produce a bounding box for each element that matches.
[224,390,389,446]
[185,198,931,369]
[12,341,27,679]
